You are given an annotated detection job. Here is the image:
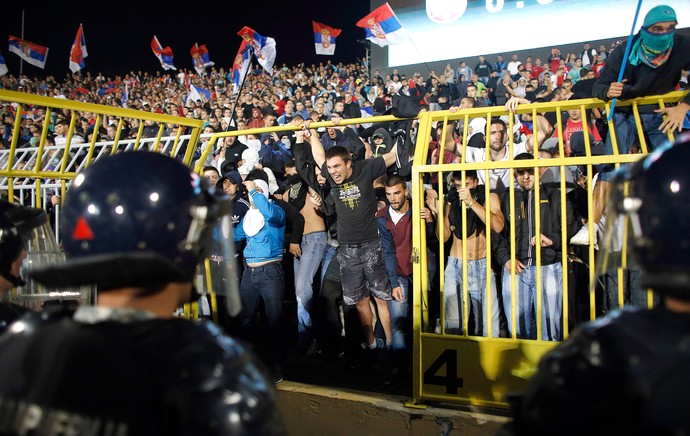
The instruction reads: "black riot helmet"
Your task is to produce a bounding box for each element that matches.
[30,152,239,310]
[597,132,690,300]
[0,200,53,289]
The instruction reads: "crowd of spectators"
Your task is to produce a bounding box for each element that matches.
[1,38,686,391]
[0,39,650,154]
[0,41,639,185]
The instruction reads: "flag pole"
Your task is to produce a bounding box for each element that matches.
[19,10,25,75]
[389,6,433,76]
[607,0,644,121]
[407,37,434,76]
[228,46,255,131]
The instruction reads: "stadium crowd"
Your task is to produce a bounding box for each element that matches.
[1,31,688,391]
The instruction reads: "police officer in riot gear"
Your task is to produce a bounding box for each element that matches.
[503,133,690,435]
[0,152,285,435]
[0,200,55,330]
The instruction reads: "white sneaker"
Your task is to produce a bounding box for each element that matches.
[570,224,598,248]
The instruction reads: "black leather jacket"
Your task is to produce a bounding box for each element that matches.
[0,306,285,435]
[504,306,690,435]
[493,185,563,267]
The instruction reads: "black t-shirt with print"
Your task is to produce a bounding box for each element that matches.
[323,157,387,244]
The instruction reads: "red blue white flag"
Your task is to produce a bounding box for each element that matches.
[8,36,48,69]
[69,24,88,73]
[230,42,251,94]
[237,26,276,73]
[122,83,129,108]
[190,43,214,75]
[312,21,341,56]
[356,2,408,48]
[151,35,176,71]
[0,51,7,76]
[185,84,212,106]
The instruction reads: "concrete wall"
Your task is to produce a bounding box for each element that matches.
[277,381,510,436]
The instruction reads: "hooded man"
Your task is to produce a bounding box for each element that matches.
[238,148,280,195]
[217,170,250,226]
[258,133,292,179]
[572,4,690,248]
[370,127,393,157]
[233,168,287,383]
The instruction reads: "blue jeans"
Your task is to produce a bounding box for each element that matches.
[502,262,563,341]
[444,257,500,337]
[388,275,410,351]
[239,261,285,365]
[294,231,327,345]
[600,112,666,181]
[321,244,337,284]
[601,267,658,311]
[605,112,666,155]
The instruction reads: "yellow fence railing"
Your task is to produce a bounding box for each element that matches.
[407,91,685,409]
[1,88,685,410]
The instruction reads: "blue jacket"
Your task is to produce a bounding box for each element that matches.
[258,136,292,176]
[234,189,286,264]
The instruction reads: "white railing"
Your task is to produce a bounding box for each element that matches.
[0,133,216,243]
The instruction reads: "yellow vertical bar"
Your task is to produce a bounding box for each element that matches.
[204,258,218,324]
[532,143,542,342]
[411,110,433,405]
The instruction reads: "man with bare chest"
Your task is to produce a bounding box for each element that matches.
[431,170,504,336]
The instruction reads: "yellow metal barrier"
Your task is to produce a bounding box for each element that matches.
[0,89,205,314]
[407,91,685,409]
[1,88,686,410]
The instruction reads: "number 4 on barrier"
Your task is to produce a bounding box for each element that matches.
[423,349,464,394]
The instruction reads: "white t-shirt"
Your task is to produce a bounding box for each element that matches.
[54,134,85,147]
[466,142,528,193]
[507,61,522,76]
[389,207,406,225]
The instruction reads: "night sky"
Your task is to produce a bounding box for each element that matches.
[1,2,371,80]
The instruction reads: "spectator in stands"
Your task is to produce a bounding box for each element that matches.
[430,170,504,337]
[580,41,598,67]
[234,168,287,383]
[571,4,690,248]
[280,159,328,355]
[219,128,248,172]
[376,175,435,383]
[450,115,552,195]
[247,107,264,129]
[277,101,295,125]
[475,56,493,85]
[507,54,522,77]
[307,124,401,362]
[494,55,507,75]
[494,153,564,341]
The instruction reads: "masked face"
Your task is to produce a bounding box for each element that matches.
[245,138,261,151]
[641,21,676,52]
[286,174,302,185]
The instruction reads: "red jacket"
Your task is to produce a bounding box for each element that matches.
[375,206,413,280]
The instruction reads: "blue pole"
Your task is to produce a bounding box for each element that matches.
[607,0,644,121]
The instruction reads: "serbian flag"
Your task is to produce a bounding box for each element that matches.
[151,36,176,71]
[122,83,129,108]
[69,24,88,73]
[0,52,7,77]
[185,84,212,106]
[356,3,408,47]
[190,43,214,75]
[8,36,48,69]
[237,26,276,73]
[231,42,251,94]
[313,21,341,56]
